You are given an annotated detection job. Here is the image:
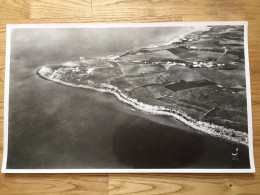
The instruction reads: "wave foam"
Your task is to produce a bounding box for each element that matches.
[37,67,248,146]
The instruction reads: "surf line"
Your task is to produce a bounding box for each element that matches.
[37,67,248,146]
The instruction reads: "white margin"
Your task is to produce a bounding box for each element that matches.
[2,24,11,174]
[244,22,255,173]
[1,21,255,173]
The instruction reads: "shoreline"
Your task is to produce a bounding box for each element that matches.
[37,67,248,146]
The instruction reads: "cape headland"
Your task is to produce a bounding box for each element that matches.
[37,25,248,146]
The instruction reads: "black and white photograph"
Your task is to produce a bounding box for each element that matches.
[2,22,255,173]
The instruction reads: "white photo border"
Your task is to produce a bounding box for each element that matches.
[1,21,255,173]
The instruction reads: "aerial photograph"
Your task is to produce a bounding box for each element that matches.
[3,23,253,171]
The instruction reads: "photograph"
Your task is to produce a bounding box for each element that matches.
[2,22,255,173]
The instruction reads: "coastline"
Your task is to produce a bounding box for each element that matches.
[37,67,248,146]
